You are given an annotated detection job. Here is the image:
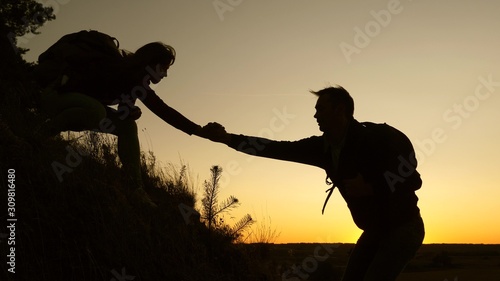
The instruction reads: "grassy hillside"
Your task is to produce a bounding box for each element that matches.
[0,60,270,281]
[3,51,500,281]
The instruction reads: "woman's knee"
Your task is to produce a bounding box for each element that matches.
[41,91,107,127]
[88,104,107,128]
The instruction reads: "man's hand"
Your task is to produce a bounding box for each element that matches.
[343,173,374,197]
[196,122,231,144]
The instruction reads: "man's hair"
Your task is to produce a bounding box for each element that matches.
[310,86,354,117]
[134,42,176,66]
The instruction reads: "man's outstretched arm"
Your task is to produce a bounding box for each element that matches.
[199,122,325,168]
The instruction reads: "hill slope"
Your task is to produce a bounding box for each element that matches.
[0,62,263,281]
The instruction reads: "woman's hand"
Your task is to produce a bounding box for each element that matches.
[196,122,231,144]
[129,106,142,120]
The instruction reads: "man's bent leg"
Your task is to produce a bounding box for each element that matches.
[362,216,425,281]
[341,232,379,281]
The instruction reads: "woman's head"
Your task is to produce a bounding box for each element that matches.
[133,42,176,83]
[134,42,176,66]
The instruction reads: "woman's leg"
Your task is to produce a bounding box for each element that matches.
[103,107,157,207]
[40,90,106,134]
[40,92,155,206]
[103,107,143,189]
[41,91,141,187]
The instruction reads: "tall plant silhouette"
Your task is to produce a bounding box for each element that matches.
[201,165,253,242]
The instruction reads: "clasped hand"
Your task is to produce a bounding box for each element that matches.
[196,122,231,144]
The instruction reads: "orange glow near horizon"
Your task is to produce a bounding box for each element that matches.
[22,1,500,245]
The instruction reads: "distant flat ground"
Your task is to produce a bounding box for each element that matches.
[399,269,500,281]
[398,244,500,281]
[267,243,500,281]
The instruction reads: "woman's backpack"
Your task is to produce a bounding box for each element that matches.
[33,30,126,89]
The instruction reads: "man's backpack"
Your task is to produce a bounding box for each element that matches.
[33,30,126,89]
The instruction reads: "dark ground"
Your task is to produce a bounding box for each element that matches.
[260,243,500,281]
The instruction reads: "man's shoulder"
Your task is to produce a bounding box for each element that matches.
[358,121,403,135]
[356,121,412,149]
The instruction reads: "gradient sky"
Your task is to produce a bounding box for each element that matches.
[22,0,500,244]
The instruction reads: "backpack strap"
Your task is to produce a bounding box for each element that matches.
[322,176,336,214]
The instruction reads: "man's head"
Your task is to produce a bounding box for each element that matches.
[311,86,354,140]
[134,42,176,83]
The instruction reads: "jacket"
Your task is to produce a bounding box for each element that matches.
[58,61,200,135]
[227,119,422,232]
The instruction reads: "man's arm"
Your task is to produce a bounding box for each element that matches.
[200,122,326,168]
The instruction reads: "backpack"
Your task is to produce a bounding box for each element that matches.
[321,121,420,214]
[33,30,126,89]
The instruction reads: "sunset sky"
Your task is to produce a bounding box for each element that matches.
[22,0,500,244]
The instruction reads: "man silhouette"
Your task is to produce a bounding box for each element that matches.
[200,86,424,280]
